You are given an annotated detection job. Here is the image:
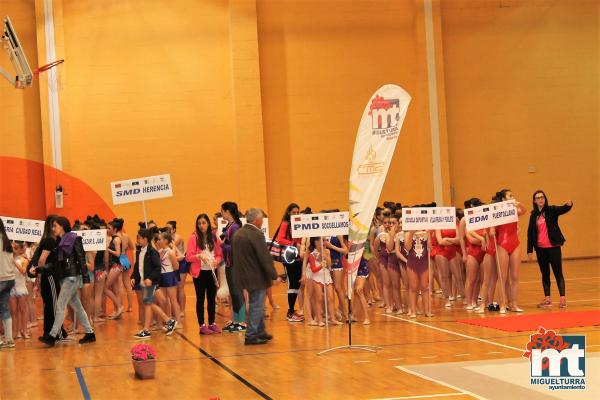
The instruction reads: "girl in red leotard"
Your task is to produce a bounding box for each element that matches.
[434,225,459,308]
[492,189,527,314]
[464,218,487,310]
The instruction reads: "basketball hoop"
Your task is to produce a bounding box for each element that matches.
[34,59,64,75]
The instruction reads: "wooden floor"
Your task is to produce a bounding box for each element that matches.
[1,259,599,400]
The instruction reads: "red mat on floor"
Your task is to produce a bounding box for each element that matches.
[458,310,600,332]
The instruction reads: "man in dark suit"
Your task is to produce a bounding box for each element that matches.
[233,208,280,345]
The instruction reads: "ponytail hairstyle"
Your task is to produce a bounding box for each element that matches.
[221,201,243,227]
[111,218,125,232]
[0,218,13,253]
[160,231,173,244]
[300,206,312,214]
[166,220,177,232]
[138,221,147,230]
[495,189,511,202]
[194,214,215,252]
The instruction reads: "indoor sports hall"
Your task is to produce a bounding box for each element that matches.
[0,1,598,399]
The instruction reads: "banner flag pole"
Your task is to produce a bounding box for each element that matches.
[319,83,411,356]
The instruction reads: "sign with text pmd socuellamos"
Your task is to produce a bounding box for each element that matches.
[111,174,173,205]
[75,229,107,252]
[401,207,456,231]
[291,212,349,239]
[0,216,45,243]
[465,200,518,231]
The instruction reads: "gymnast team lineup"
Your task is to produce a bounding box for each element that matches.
[0,187,573,350]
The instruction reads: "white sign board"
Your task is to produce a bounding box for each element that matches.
[291,212,350,239]
[217,217,270,239]
[401,207,456,231]
[75,229,107,251]
[110,174,173,205]
[465,200,518,231]
[0,216,45,243]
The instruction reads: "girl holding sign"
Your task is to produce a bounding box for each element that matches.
[404,229,432,318]
[493,189,527,314]
[434,226,460,308]
[386,214,406,314]
[308,237,341,327]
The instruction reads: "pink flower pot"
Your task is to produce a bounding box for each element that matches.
[132,359,156,379]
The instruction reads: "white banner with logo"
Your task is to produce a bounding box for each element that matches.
[401,207,456,231]
[347,84,411,297]
[291,212,349,239]
[110,174,173,205]
[465,200,518,231]
[75,229,107,251]
[217,217,270,239]
[0,216,45,243]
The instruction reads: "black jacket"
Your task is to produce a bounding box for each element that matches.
[232,224,278,291]
[527,203,573,253]
[37,236,89,283]
[132,245,161,286]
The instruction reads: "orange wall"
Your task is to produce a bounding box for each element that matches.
[1,0,598,258]
[441,0,599,258]
[0,0,46,218]
[258,0,445,224]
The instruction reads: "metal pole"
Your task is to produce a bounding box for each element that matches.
[321,236,328,328]
[141,200,148,227]
[493,235,508,309]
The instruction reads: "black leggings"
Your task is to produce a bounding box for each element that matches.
[193,270,217,326]
[40,274,67,339]
[284,260,302,314]
[225,265,245,316]
[535,247,565,297]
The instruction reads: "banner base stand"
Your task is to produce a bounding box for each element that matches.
[317,298,382,355]
[318,344,382,356]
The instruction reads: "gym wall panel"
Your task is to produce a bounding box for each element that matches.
[258,0,448,223]
[39,0,264,232]
[0,0,46,219]
[441,0,599,258]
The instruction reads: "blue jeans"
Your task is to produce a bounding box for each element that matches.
[246,289,266,340]
[0,280,15,342]
[50,277,93,337]
[0,280,14,320]
[0,280,15,320]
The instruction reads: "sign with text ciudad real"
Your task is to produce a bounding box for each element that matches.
[75,229,107,251]
[111,174,173,205]
[465,200,518,231]
[291,212,350,239]
[401,207,456,231]
[0,216,45,243]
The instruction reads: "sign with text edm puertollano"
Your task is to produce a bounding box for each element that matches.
[464,200,518,232]
[110,174,173,205]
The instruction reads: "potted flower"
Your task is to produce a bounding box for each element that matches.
[131,344,157,379]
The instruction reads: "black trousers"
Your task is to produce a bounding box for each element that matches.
[225,265,244,318]
[193,270,217,326]
[283,259,302,314]
[535,246,565,297]
[40,274,67,339]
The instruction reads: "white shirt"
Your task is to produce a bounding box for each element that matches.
[139,246,148,282]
